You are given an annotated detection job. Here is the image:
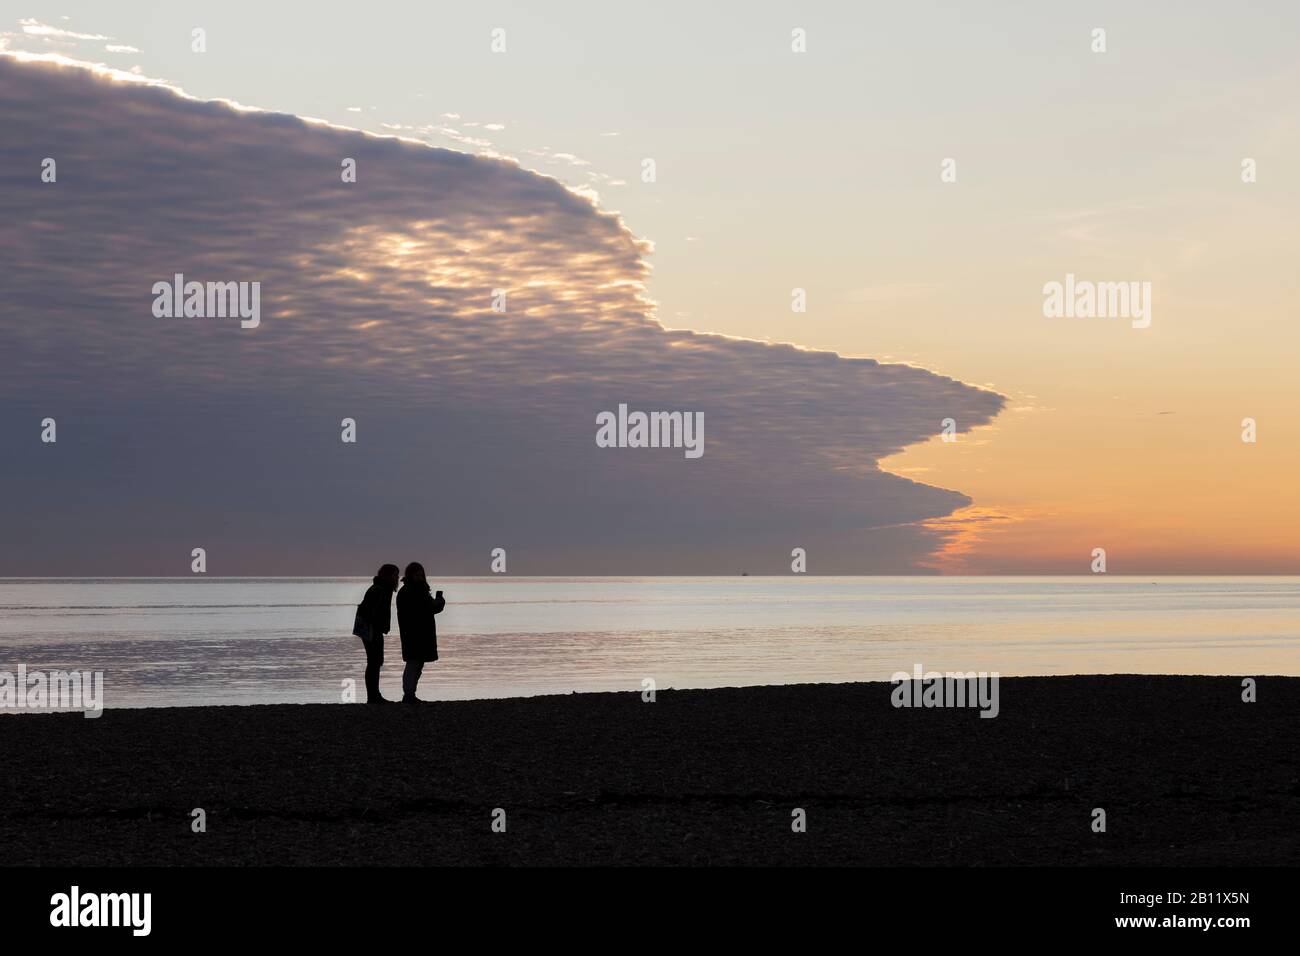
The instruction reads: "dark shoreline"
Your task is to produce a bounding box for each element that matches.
[2,675,1296,866]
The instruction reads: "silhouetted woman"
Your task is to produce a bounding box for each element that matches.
[396,562,445,704]
[356,564,400,704]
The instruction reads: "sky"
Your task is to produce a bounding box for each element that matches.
[2,2,1298,574]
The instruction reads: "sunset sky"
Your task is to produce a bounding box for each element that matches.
[2,2,1298,574]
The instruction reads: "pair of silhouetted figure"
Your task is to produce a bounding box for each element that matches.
[354,562,445,704]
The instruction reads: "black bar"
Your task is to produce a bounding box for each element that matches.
[2,866,1279,942]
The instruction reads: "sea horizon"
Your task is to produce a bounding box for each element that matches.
[3,576,1296,710]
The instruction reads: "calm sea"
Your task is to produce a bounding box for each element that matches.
[0,577,1296,709]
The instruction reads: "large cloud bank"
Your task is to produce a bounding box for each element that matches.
[0,54,1003,574]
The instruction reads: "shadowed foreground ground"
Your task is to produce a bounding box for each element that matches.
[1,676,1296,865]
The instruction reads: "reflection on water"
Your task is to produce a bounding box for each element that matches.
[0,577,1296,709]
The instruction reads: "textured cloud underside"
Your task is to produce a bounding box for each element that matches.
[0,55,1004,573]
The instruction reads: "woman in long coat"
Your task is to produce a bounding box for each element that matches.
[396,562,446,704]
[357,563,399,704]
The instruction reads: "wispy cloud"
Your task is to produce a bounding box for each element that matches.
[19,18,110,41]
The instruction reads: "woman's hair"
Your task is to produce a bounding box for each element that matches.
[374,563,400,589]
[401,562,428,589]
